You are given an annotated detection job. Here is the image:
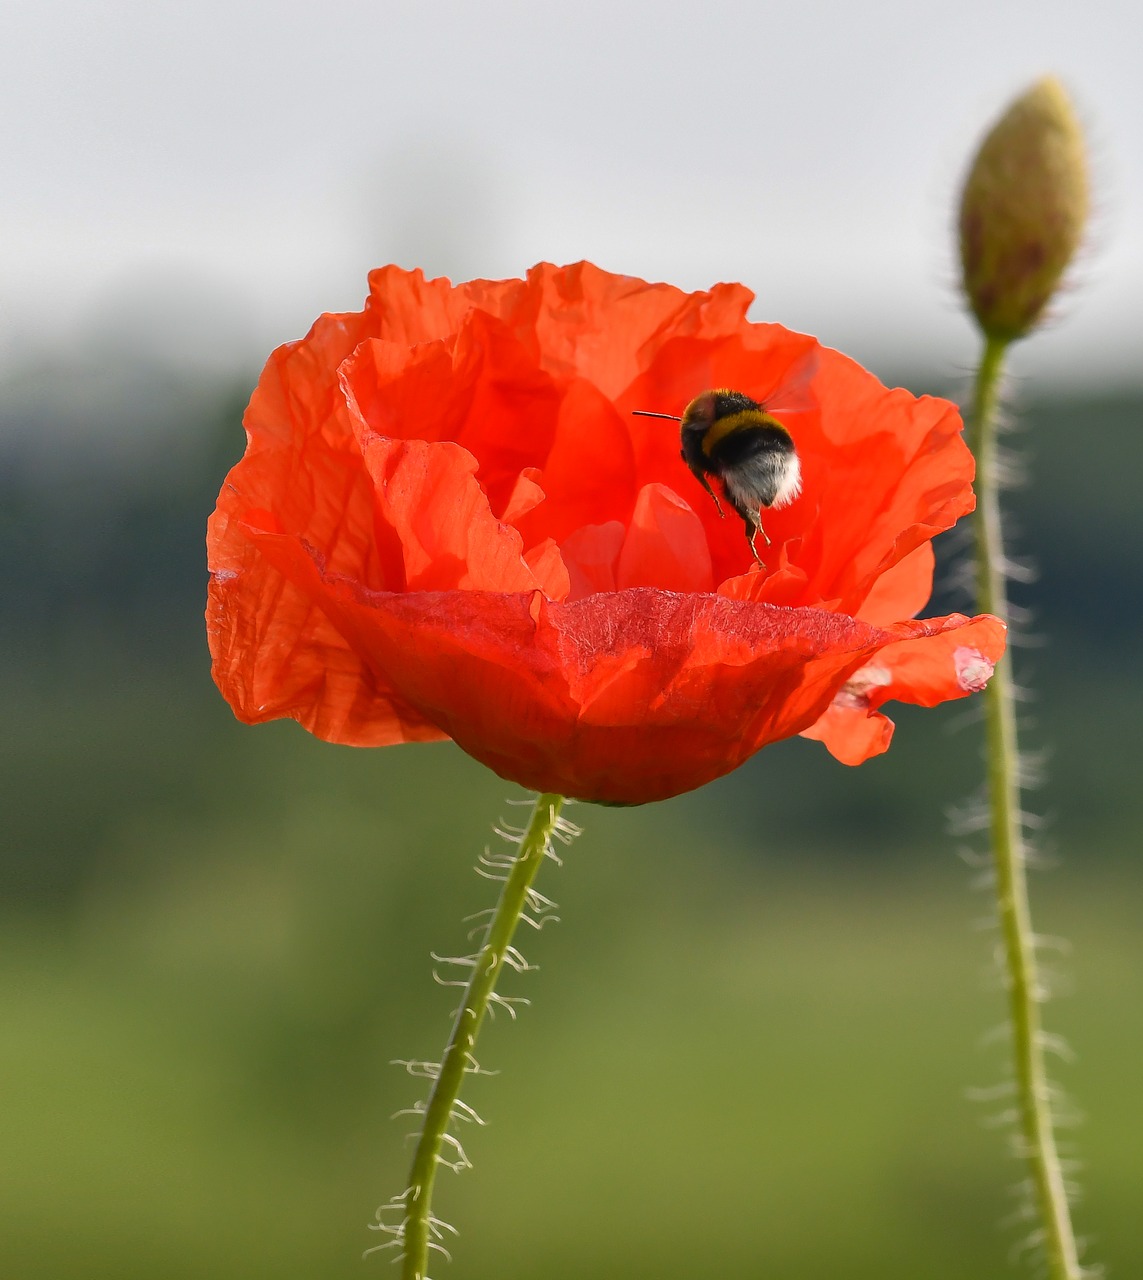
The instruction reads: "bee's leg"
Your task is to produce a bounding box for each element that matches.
[682,451,726,519]
[749,515,771,564]
[700,473,726,519]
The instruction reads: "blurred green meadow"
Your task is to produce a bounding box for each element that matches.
[2,356,1141,1278]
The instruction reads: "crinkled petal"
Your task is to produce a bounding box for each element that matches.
[214,539,1000,803]
[207,518,443,747]
[339,310,564,521]
[352,435,543,593]
[364,261,756,400]
[800,612,1007,764]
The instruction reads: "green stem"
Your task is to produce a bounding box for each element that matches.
[968,335,1082,1280]
[399,793,565,1280]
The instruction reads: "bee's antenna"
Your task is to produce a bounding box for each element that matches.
[630,410,682,421]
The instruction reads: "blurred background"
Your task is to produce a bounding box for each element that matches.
[2,2,1141,1277]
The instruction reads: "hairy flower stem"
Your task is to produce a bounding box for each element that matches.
[967,336,1082,1280]
[400,793,565,1280]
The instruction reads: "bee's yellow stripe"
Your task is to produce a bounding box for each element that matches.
[701,410,788,456]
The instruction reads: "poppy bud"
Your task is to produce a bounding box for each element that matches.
[958,77,1089,343]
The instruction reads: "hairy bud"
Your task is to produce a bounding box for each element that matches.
[959,77,1089,343]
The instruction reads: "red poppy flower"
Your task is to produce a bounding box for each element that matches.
[207,262,1005,804]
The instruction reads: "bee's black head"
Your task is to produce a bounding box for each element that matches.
[681,388,762,431]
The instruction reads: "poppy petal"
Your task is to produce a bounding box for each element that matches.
[208,263,1007,803]
[560,521,626,599]
[855,542,936,625]
[615,485,715,594]
[800,612,1007,764]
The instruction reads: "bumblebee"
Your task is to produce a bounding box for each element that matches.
[633,389,802,563]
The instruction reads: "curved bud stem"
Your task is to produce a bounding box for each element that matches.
[968,335,1084,1280]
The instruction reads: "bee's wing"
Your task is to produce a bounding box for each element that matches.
[759,346,820,420]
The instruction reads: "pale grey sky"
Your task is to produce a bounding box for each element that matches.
[3,0,1141,386]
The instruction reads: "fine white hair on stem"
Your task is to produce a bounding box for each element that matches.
[981,1106,1022,1130]
[956,841,992,870]
[449,1099,485,1126]
[392,1059,442,1081]
[391,1102,427,1120]
[360,1238,402,1259]
[969,868,998,894]
[517,910,561,931]
[430,951,481,968]
[437,1132,472,1168]
[1008,1227,1047,1266]
[1036,1032,1076,1064]
[965,1080,1017,1103]
[486,991,530,1020]
[942,701,987,734]
[461,1051,499,1077]
[431,971,469,990]
[1030,934,1072,957]
[491,821,526,843]
[979,1022,1013,1049]
[477,847,516,872]
[552,816,583,844]
[1001,1198,1040,1231]
[947,795,991,836]
[473,866,508,884]
[502,945,538,973]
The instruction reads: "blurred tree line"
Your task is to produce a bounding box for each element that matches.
[2,350,1142,908]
